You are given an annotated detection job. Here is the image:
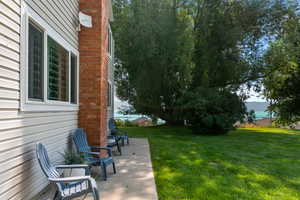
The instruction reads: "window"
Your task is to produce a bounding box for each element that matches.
[28,22,44,100]
[107,27,110,54]
[21,4,79,111]
[70,54,77,104]
[107,25,113,56]
[48,36,69,101]
[107,82,113,107]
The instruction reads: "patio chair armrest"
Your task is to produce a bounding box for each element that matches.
[108,135,119,141]
[85,151,101,156]
[55,164,90,175]
[90,146,112,156]
[107,135,115,139]
[81,151,101,158]
[55,164,89,169]
[49,176,92,183]
[108,135,122,142]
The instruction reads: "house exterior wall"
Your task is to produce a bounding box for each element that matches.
[25,0,79,49]
[79,0,111,147]
[0,0,79,199]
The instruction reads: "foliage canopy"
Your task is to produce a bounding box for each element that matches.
[263,9,300,125]
[112,0,296,132]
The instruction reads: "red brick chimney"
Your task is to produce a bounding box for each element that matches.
[79,0,109,147]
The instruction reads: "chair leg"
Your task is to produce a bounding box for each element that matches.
[53,190,60,200]
[112,162,116,174]
[92,189,100,200]
[102,164,107,181]
[117,142,122,155]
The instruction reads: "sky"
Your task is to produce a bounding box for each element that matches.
[247,90,266,102]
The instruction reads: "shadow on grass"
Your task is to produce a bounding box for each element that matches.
[123,126,300,200]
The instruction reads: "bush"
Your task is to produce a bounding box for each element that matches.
[245,109,256,124]
[114,119,137,127]
[115,119,125,127]
[149,115,158,125]
[124,119,135,127]
[183,88,247,135]
[60,151,85,165]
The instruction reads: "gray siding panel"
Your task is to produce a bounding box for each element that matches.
[0,66,19,81]
[0,2,20,25]
[25,0,79,49]
[0,0,79,199]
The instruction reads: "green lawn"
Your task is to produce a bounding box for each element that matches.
[122,126,300,200]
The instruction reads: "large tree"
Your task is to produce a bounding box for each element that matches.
[112,0,292,128]
[113,0,194,124]
[192,0,290,90]
[263,6,300,125]
[181,0,290,132]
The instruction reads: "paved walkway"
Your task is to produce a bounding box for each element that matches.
[89,138,158,200]
[37,138,158,200]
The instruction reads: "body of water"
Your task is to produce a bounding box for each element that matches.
[114,113,147,121]
[255,111,272,120]
[114,102,271,121]
[246,102,272,120]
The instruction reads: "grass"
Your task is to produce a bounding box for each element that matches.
[122,126,300,200]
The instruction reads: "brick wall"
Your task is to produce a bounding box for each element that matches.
[79,0,109,147]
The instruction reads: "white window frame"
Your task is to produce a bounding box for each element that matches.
[107,81,113,108]
[107,24,113,58]
[20,2,79,112]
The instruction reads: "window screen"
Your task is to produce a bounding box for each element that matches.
[28,22,44,100]
[70,54,77,104]
[107,82,111,107]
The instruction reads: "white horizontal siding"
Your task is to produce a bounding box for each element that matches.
[0,45,20,62]
[0,0,79,200]
[0,122,75,163]
[0,34,19,53]
[0,12,20,34]
[0,56,19,72]
[0,88,19,100]
[0,139,71,200]
[0,2,20,25]
[0,66,19,81]
[0,114,78,199]
[0,113,78,200]
[0,114,77,132]
[25,0,79,50]
[0,77,19,90]
[0,99,19,110]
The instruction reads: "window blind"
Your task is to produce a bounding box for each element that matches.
[48,37,69,101]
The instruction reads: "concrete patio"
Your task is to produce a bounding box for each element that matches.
[36,138,158,200]
[82,138,158,200]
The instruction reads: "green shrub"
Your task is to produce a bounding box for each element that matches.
[149,115,158,125]
[246,109,256,124]
[115,119,125,127]
[183,88,246,135]
[60,150,85,165]
[124,120,135,127]
[114,119,137,127]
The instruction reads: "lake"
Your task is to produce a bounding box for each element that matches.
[114,102,271,121]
